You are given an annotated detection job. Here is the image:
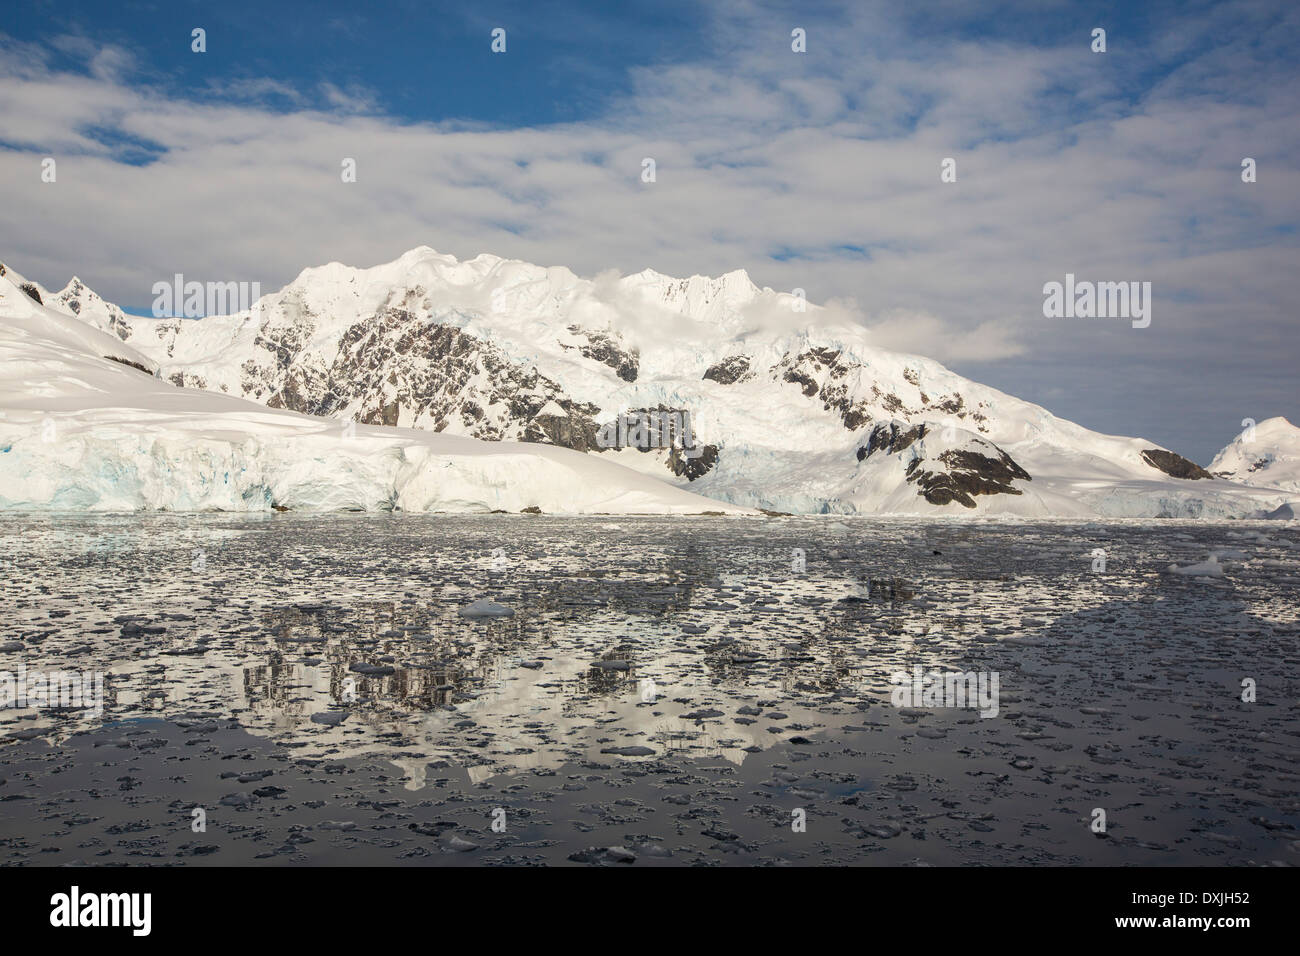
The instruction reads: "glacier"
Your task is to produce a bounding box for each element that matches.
[0,264,753,515]
[6,248,1298,517]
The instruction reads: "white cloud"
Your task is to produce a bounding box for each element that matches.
[865,310,1029,364]
[0,5,1297,459]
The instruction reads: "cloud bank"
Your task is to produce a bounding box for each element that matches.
[1,0,1296,460]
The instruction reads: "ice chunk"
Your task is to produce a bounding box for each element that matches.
[1167,557,1225,577]
[458,598,515,618]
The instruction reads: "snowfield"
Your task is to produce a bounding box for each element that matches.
[0,265,753,515]
[1209,416,1300,494]
[5,248,1298,517]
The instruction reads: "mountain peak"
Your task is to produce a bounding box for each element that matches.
[56,276,93,299]
[1208,415,1300,494]
[25,248,1295,518]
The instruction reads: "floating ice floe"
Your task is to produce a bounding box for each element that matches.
[1167,556,1225,577]
[458,598,515,618]
[1210,549,1248,562]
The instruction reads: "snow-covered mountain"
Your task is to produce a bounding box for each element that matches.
[23,247,1298,517]
[0,261,750,515]
[1210,417,1300,493]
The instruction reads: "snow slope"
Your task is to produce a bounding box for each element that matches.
[1209,417,1300,494]
[0,264,752,515]
[49,247,1291,518]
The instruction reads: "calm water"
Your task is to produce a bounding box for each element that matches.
[1,514,1298,865]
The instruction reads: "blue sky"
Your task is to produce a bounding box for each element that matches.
[11,1,1229,129]
[15,0,717,127]
[2,0,1298,462]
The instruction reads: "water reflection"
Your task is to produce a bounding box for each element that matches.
[2,513,1297,796]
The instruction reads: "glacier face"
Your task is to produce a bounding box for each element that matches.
[0,263,754,516]
[43,246,1295,518]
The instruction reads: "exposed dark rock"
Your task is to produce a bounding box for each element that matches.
[612,406,693,450]
[703,355,753,384]
[19,282,42,305]
[668,443,719,481]
[524,413,601,453]
[860,424,1027,509]
[226,306,606,452]
[171,370,206,389]
[592,405,720,481]
[103,355,155,376]
[783,368,820,397]
[859,422,928,460]
[775,349,886,431]
[842,405,873,430]
[1141,449,1213,480]
[905,446,1032,508]
[565,327,639,382]
[360,400,400,427]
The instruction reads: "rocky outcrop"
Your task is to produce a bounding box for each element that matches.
[1141,449,1213,480]
[524,413,602,453]
[857,422,1031,508]
[858,422,927,460]
[103,355,155,376]
[565,327,639,382]
[206,305,607,449]
[703,355,753,384]
[50,277,138,340]
[595,405,720,481]
[669,442,719,481]
[775,348,875,430]
[905,446,1032,508]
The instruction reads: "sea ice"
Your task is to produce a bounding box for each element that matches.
[458,598,515,618]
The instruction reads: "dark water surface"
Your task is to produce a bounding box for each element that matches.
[2,513,1298,865]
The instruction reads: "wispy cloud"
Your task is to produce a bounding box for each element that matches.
[0,1,1297,460]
